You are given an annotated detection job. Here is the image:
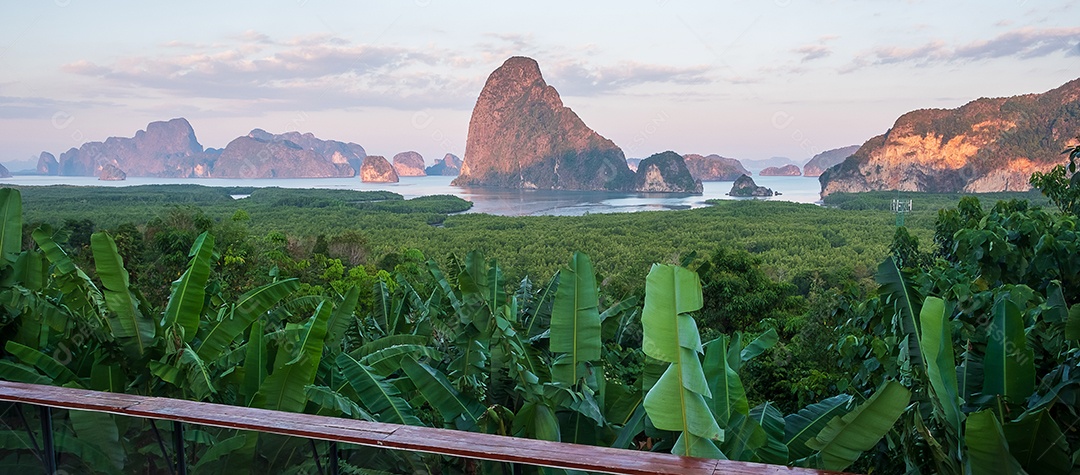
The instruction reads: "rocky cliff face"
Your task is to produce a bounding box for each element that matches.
[453,56,637,191]
[38,121,368,179]
[426,153,462,176]
[360,155,399,182]
[42,118,214,177]
[728,174,774,197]
[36,152,58,175]
[98,163,126,181]
[682,154,750,181]
[392,151,427,176]
[820,78,1080,196]
[802,145,858,177]
[211,129,360,178]
[249,129,366,172]
[634,151,703,193]
[0,163,11,178]
[760,164,802,176]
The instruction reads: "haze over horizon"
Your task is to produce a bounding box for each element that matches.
[2,1,1078,169]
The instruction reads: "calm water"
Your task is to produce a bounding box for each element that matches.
[0,175,823,216]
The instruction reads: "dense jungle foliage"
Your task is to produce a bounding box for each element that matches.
[0,146,1078,474]
[13,183,916,296]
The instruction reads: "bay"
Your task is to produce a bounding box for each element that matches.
[0,174,823,216]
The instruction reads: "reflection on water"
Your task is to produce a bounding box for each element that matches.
[1,174,823,217]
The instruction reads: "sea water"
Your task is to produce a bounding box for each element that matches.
[0,175,824,217]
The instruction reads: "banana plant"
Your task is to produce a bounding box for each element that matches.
[641,263,724,458]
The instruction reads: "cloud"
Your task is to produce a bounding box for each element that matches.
[846,27,1080,71]
[61,34,476,111]
[0,96,118,119]
[547,60,714,96]
[793,44,832,62]
[58,32,720,112]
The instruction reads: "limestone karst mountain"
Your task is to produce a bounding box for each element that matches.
[728,174,774,197]
[681,154,751,181]
[392,151,427,176]
[820,78,1080,196]
[426,153,462,176]
[39,118,214,177]
[360,155,399,183]
[211,129,361,178]
[759,164,801,176]
[453,56,699,193]
[634,151,703,193]
[37,120,368,179]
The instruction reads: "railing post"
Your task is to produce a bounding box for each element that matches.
[39,406,56,475]
[328,441,339,475]
[173,421,187,475]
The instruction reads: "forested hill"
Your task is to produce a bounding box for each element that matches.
[820,77,1080,195]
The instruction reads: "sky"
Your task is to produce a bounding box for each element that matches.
[1,0,1078,169]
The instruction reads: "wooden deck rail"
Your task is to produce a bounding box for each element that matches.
[0,380,842,475]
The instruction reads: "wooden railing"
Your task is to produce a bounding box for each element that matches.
[0,380,842,475]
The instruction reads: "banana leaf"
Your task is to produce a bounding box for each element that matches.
[251,300,331,413]
[162,231,214,342]
[304,384,374,420]
[336,352,422,425]
[195,278,299,361]
[876,256,923,371]
[4,341,80,385]
[703,335,748,427]
[919,296,963,434]
[240,320,267,405]
[804,380,910,471]
[720,412,765,461]
[92,232,155,355]
[360,344,443,375]
[550,252,602,385]
[179,345,216,401]
[783,394,853,461]
[401,355,485,431]
[749,402,788,465]
[966,410,1025,475]
[739,328,778,364]
[512,401,561,442]
[1003,409,1070,474]
[0,188,21,263]
[69,410,124,471]
[0,360,51,384]
[982,296,1035,402]
[1064,303,1080,340]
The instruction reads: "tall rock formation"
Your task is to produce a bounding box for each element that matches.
[728,175,774,197]
[211,129,360,178]
[37,152,59,175]
[45,118,214,177]
[453,56,637,191]
[38,121,368,178]
[360,155,399,182]
[682,154,751,181]
[802,145,859,177]
[760,164,802,176]
[634,152,703,193]
[0,163,11,178]
[426,153,462,176]
[392,151,427,176]
[820,78,1080,196]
